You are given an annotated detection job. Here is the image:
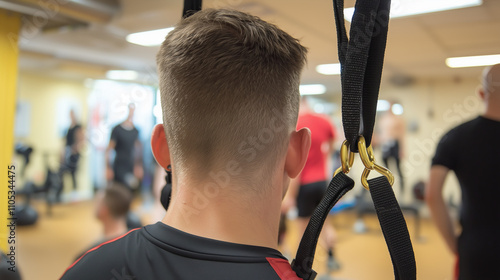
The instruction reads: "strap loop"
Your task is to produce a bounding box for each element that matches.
[291,173,355,280]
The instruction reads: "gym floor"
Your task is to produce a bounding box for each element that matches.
[16,199,454,280]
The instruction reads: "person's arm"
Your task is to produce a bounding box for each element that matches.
[106,139,116,180]
[74,126,85,153]
[133,140,144,180]
[425,165,458,255]
[397,117,406,159]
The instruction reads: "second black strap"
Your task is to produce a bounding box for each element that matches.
[292,172,355,280]
[368,176,417,280]
[333,0,391,152]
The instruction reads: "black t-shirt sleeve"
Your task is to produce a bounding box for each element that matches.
[431,129,458,170]
[110,126,119,143]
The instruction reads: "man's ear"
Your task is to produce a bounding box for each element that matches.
[478,86,486,101]
[151,124,171,169]
[285,128,311,178]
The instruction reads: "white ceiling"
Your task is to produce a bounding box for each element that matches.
[13,0,500,96]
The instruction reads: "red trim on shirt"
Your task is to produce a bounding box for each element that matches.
[60,228,140,279]
[266,257,302,280]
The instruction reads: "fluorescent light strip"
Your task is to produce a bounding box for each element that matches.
[446,54,500,68]
[126,27,175,47]
[106,70,139,80]
[300,84,327,95]
[316,63,341,75]
[344,0,482,22]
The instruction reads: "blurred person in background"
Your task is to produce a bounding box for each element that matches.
[426,63,500,280]
[282,97,340,272]
[377,101,406,195]
[58,109,84,202]
[74,182,132,261]
[106,103,143,191]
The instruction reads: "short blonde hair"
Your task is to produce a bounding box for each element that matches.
[157,9,307,179]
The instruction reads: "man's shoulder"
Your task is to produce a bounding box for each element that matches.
[442,117,480,139]
[61,224,302,280]
[61,228,142,279]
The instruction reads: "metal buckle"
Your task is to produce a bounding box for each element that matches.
[333,140,355,176]
[358,136,394,190]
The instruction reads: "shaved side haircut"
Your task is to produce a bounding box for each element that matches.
[157,9,307,184]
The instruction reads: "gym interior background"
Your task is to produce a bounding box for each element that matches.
[1,0,499,279]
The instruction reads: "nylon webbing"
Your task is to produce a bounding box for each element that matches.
[334,0,390,152]
[292,173,354,280]
[369,177,417,280]
[292,0,416,279]
[182,0,202,18]
[157,0,202,211]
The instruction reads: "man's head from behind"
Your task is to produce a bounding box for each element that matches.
[481,63,500,101]
[153,9,309,191]
[96,183,132,221]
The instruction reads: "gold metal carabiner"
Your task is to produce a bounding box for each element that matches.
[360,163,395,189]
[357,136,395,190]
[333,136,394,190]
[358,136,375,170]
[333,140,355,176]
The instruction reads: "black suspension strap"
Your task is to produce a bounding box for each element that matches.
[183,0,202,18]
[159,0,203,212]
[369,177,416,280]
[291,173,354,280]
[292,0,416,279]
[335,0,389,153]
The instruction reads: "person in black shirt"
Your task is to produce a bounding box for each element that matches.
[426,63,500,280]
[61,9,309,279]
[106,104,143,190]
[58,109,84,201]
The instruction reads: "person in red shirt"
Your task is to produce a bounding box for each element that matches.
[283,97,340,271]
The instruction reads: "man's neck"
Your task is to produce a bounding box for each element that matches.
[121,120,134,130]
[161,181,282,250]
[102,218,128,239]
[483,103,500,121]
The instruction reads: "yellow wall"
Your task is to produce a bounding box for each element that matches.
[15,72,91,199]
[0,9,21,252]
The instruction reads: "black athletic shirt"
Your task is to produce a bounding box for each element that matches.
[60,222,301,280]
[66,124,81,148]
[110,124,139,175]
[432,116,500,280]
